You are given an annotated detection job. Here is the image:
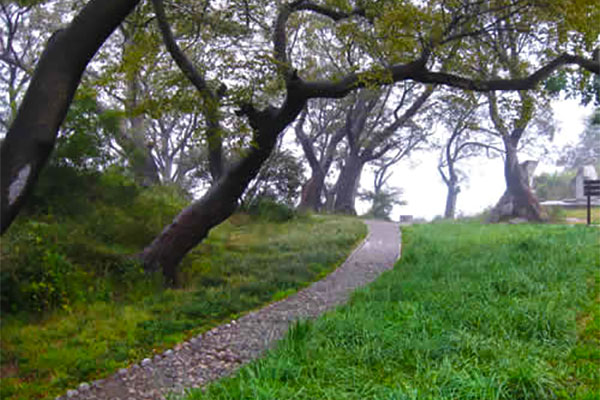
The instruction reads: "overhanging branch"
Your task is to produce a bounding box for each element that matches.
[296,52,598,100]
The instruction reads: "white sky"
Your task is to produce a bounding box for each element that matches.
[356,98,595,221]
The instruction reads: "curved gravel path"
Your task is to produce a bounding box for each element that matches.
[58,220,401,400]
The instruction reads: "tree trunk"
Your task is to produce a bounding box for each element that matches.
[126,115,161,186]
[444,181,460,219]
[120,28,161,187]
[489,140,544,222]
[0,0,141,234]
[333,153,364,214]
[298,169,325,211]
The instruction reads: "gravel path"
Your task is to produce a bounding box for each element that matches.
[58,219,401,400]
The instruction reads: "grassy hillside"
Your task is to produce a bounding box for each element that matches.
[189,223,599,400]
[0,167,367,400]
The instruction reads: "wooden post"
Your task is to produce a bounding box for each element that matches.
[584,180,600,225]
[588,193,592,225]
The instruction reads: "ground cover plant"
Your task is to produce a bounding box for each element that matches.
[0,170,366,400]
[188,222,599,400]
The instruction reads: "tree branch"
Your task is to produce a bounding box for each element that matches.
[151,0,225,180]
[151,0,209,94]
[297,52,598,100]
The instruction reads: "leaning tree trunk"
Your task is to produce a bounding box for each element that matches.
[489,141,544,222]
[0,0,141,234]
[333,153,364,214]
[141,136,274,286]
[141,95,306,286]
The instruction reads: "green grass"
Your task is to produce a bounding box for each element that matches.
[544,206,600,224]
[0,214,366,400]
[187,222,600,400]
[563,207,600,223]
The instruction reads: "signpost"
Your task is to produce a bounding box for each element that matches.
[583,180,600,225]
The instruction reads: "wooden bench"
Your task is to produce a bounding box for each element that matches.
[584,180,600,225]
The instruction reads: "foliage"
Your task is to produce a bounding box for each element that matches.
[542,206,600,224]
[53,86,117,170]
[359,186,405,221]
[533,170,577,201]
[543,205,568,223]
[0,167,184,315]
[243,148,305,207]
[188,223,599,400]
[244,197,297,222]
[0,207,365,399]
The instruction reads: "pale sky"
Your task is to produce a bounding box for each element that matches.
[357,98,595,221]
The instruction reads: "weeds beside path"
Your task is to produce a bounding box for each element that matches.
[1,215,366,400]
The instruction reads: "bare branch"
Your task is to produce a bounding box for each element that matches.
[151,0,209,94]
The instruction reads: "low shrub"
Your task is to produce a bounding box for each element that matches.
[0,168,185,314]
[543,205,567,223]
[245,197,297,222]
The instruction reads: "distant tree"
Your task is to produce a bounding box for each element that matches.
[474,20,557,222]
[332,84,433,214]
[294,100,346,212]
[436,92,503,219]
[558,107,600,170]
[360,152,406,220]
[243,144,305,207]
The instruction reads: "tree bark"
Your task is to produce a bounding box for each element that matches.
[504,141,544,221]
[489,139,544,222]
[0,0,141,234]
[299,172,325,211]
[444,182,459,219]
[140,160,252,286]
[333,152,364,214]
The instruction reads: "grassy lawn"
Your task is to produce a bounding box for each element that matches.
[188,222,600,400]
[563,207,600,223]
[545,206,600,224]
[0,215,366,400]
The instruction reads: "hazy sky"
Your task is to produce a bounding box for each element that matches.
[358,98,595,221]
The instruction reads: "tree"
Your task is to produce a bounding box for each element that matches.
[332,84,433,214]
[436,92,503,219]
[242,143,305,207]
[459,14,562,222]
[360,152,407,220]
[294,100,346,211]
[2,0,598,285]
[559,107,600,170]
